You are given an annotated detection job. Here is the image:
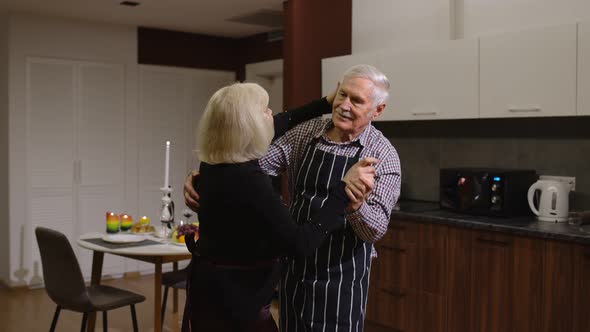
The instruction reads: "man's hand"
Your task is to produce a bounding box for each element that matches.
[342,157,377,212]
[184,170,200,212]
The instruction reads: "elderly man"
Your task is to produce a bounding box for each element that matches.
[185,64,401,331]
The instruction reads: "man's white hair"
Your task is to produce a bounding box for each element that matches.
[341,64,390,107]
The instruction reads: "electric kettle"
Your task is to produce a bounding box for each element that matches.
[527,180,572,222]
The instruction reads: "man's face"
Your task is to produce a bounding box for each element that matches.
[331,77,385,139]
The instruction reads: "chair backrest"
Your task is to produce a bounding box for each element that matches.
[35,227,92,311]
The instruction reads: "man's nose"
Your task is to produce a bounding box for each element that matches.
[340,97,352,110]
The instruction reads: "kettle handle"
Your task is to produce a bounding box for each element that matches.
[527,182,542,216]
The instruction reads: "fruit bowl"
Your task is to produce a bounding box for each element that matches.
[170,222,199,244]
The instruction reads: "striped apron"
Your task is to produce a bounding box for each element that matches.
[280,138,373,332]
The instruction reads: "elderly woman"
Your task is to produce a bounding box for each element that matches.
[182,82,374,331]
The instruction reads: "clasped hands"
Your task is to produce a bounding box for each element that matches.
[183,157,377,213]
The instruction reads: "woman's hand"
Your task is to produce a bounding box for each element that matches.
[184,170,200,212]
[342,157,377,212]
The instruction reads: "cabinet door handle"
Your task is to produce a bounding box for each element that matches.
[381,288,406,298]
[508,107,541,113]
[411,111,437,116]
[381,245,406,253]
[476,237,510,246]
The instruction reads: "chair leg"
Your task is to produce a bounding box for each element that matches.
[161,286,169,329]
[130,304,138,332]
[102,311,108,332]
[80,312,88,332]
[49,306,61,332]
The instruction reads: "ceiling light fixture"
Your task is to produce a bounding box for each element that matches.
[120,1,140,7]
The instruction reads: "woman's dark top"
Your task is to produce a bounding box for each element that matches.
[184,98,338,324]
[196,97,341,260]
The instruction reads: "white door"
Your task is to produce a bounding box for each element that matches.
[188,69,235,169]
[137,65,232,273]
[480,24,577,118]
[27,59,76,278]
[377,39,479,121]
[578,21,590,116]
[76,62,127,276]
[138,66,190,234]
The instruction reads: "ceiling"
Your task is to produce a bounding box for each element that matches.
[0,0,285,38]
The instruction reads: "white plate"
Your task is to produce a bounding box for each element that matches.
[130,231,155,236]
[169,241,186,246]
[102,234,146,244]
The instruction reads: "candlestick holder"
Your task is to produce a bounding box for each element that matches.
[159,186,175,238]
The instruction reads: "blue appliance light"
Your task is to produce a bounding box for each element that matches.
[493,176,501,182]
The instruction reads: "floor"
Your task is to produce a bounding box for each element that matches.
[0,274,279,332]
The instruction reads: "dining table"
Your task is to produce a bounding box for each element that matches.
[77,232,192,332]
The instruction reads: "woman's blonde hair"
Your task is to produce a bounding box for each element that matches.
[196,82,274,164]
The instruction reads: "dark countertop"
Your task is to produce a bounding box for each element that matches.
[392,200,590,245]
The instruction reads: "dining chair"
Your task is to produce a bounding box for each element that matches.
[35,227,146,332]
[161,267,188,329]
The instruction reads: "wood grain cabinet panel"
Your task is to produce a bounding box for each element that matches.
[446,228,471,332]
[573,245,590,332]
[543,240,574,332]
[367,219,581,332]
[469,233,514,332]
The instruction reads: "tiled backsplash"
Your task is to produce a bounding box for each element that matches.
[375,116,590,210]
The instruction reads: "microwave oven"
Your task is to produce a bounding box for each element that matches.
[439,168,538,217]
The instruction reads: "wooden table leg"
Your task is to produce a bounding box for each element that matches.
[173,262,179,313]
[154,258,163,332]
[87,251,104,332]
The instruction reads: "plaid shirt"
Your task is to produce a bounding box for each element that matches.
[259,116,401,252]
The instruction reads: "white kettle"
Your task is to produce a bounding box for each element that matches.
[527,180,572,222]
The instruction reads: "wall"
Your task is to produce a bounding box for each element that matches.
[375,117,590,210]
[352,0,451,53]
[0,12,9,285]
[245,59,283,113]
[6,13,138,287]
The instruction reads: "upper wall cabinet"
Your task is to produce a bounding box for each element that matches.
[578,22,590,116]
[321,52,378,97]
[377,39,479,121]
[480,24,577,118]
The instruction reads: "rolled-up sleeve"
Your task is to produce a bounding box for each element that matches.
[345,150,401,243]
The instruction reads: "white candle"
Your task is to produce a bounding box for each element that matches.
[164,140,170,189]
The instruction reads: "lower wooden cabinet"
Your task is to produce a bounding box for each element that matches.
[573,244,590,332]
[366,219,585,332]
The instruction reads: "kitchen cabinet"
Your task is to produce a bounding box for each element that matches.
[367,221,446,332]
[573,244,590,332]
[367,220,554,332]
[578,22,590,116]
[468,231,543,332]
[367,221,418,332]
[543,240,574,332]
[479,24,577,118]
[321,52,378,97]
[376,39,479,121]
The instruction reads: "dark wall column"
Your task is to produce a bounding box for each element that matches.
[283,0,352,109]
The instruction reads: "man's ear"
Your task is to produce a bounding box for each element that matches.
[372,104,386,120]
